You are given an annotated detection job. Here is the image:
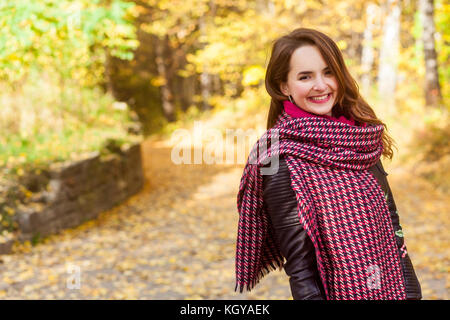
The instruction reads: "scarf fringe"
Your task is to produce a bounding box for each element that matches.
[234,257,284,293]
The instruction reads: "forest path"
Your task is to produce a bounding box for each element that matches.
[0,137,447,299]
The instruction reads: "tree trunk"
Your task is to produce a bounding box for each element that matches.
[198,2,217,111]
[361,3,377,97]
[419,0,442,107]
[377,0,400,103]
[155,36,175,122]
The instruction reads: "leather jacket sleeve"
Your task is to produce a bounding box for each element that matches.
[263,157,326,300]
[369,161,422,300]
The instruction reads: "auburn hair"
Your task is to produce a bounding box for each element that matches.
[265,28,396,159]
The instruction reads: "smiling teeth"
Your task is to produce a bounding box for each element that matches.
[310,94,329,101]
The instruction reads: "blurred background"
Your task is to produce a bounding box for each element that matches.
[0,0,448,300]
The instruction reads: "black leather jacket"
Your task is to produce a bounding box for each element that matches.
[262,157,422,300]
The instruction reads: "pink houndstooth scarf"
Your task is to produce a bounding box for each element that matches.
[235,110,406,300]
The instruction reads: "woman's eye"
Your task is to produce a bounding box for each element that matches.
[299,76,309,80]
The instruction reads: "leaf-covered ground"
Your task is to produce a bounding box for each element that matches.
[0,138,448,299]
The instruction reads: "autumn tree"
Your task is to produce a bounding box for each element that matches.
[419,0,443,107]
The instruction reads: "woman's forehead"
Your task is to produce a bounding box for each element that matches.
[290,45,328,71]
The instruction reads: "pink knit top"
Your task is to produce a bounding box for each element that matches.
[283,100,366,127]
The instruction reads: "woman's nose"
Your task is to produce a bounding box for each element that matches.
[313,76,327,91]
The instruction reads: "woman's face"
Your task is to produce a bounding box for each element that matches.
[280,45,338,116]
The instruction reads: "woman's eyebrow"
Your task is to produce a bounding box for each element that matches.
[297,67,330,76]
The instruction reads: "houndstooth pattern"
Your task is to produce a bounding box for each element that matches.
[235,111,406,300]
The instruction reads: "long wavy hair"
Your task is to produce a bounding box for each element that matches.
[265,28,396,159]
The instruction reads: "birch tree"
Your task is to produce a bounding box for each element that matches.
[377,0,401,104]
[419,0,443,107]
[361,3,378,96]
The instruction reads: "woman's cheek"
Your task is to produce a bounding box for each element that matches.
[295,86,310,99]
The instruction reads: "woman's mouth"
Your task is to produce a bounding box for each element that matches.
[307,93,332,104]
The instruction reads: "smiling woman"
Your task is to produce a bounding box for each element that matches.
[235,27,422,300]
[264,28,398,142]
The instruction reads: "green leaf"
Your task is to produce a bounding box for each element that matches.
[395,230,404,238]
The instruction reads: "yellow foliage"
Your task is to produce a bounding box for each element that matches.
[150,76,166,87]
[242,65,265,87]
[337,40,348,51]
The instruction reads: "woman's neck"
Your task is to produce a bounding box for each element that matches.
[283,100,357,126]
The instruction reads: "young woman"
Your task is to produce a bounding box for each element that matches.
[235,28,422,300]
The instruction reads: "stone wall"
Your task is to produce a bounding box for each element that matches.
[0,143,144,254]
